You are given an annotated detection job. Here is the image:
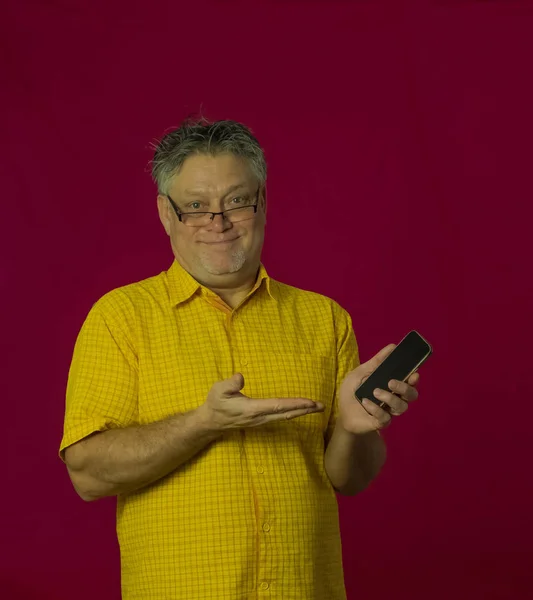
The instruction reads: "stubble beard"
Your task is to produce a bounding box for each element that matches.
[198,248,247,275]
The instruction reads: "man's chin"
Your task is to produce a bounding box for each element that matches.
[200,259,246,276]
[199,252,247,276]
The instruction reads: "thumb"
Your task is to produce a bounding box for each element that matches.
[360,344,396,377]
[223,372,245,393]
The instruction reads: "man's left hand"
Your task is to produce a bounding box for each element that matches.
[338,344,420,435]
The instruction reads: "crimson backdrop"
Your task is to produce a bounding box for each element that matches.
[2,1,532,599]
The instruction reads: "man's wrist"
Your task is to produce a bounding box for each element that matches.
[191,404,224,440]
[334,418,382,444]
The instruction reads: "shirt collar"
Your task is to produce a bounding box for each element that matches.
[166,259,276,307]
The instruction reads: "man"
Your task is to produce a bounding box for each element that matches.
[60,118,420,600]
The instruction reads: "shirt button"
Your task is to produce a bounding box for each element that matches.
[262,523,270,532]
[241,359,248,367]
[260,582,269,590]
[257,466,264,474]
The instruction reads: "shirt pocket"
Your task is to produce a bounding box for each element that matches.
[243,351,337,438]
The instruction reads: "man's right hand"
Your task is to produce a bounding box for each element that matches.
[199,373,324,432]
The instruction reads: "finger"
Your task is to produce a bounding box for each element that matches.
[388,380,419,402]
[249,398,324,416]
[269,406,325,423]
[373,389,409,415]
[407,372,420,387]
[361,398,392,427]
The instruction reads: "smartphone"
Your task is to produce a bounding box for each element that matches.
[354,330,432,407]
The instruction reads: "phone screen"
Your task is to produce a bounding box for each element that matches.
[355,331,432,406]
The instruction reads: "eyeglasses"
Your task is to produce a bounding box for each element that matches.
[166,188,260,227]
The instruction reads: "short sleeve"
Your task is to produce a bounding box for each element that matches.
[325,306,360,445]
[59,295,139,461]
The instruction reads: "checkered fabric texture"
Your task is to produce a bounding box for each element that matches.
[60,259,359,600]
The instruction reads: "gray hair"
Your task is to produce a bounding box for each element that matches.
[150,117,267,195]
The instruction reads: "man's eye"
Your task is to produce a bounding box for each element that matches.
[189,202,202,210]
[231,196,247,205]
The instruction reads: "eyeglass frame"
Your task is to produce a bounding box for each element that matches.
[165,187,263,225]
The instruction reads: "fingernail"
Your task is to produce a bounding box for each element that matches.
[374,389,382,397]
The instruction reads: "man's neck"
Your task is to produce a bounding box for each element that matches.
[175,256,261,310]
[207,275,258,310]
[212,289,251,310]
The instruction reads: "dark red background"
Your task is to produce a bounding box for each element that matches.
[2,1,532,598]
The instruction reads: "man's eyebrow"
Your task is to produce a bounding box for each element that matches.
[182,183,250,198]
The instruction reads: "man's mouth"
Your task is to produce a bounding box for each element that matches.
[201,238,239,245]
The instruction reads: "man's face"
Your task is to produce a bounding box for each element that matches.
[157,153,266,287]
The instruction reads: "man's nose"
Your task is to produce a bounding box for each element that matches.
[210,213,232,232]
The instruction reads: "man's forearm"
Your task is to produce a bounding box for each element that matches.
[324,424,387,496]
[65,407,220,501]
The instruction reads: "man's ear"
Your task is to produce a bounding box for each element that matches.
[260,185,267,217]
[157,194,172,236]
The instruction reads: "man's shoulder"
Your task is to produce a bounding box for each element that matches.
[88,268,168,321]
[271,278,349,320]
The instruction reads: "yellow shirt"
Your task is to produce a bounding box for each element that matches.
[60,259,359,600]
